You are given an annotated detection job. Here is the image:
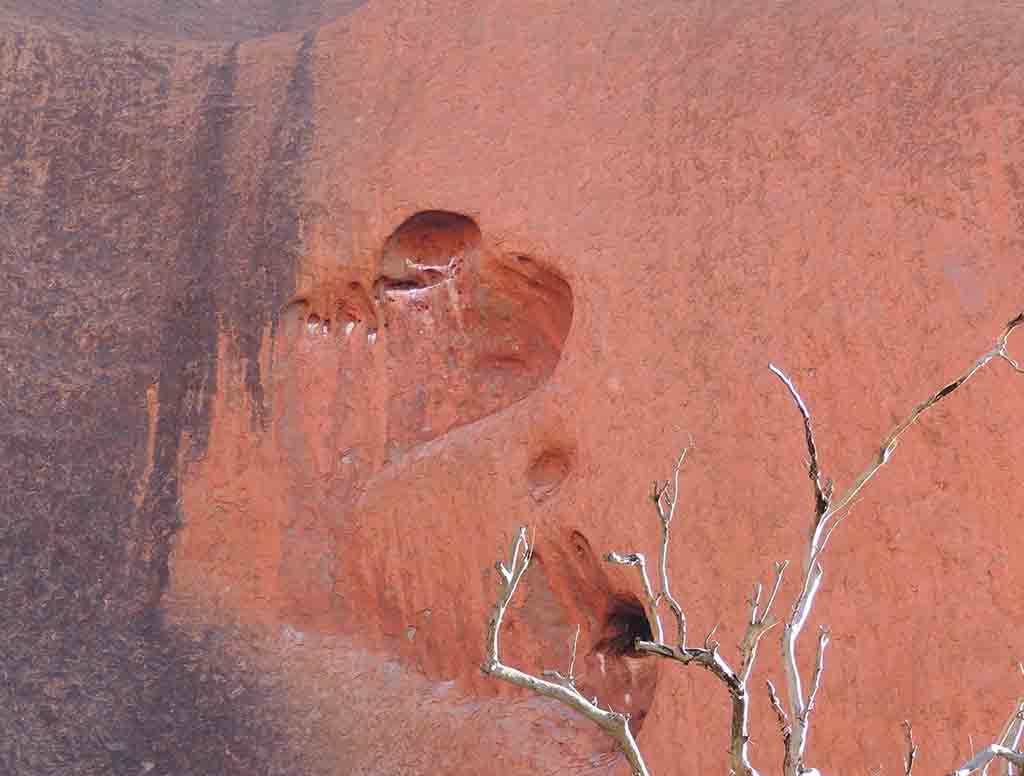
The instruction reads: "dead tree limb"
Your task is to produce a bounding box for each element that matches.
[482,527,650,776]
[903,720,918,776]
[481,311,1023,776]
[949,680,1024,776]
[768,311,1024,776]
[607,439,785,776]
[949,744,1024,776]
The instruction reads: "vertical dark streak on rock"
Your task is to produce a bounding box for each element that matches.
[121,41,288,776]
[144,42,240,596]
[0,27,291,774]
[239,28,317,426]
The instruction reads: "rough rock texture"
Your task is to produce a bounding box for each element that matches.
[2,2,1023,775]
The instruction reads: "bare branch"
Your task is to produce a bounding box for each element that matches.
[610,441,693,649]
[634,637,761,776]
[904,720,918,776]
[606,551,664,644]
[484,312,1024,776]
[822,311,1024,524]
[484,527,533,666]
[1005,701,1024,776]
[985,696,1024,776]
[767,679,793,774]
[658,443,691,646]
[948,746,1024,776]
[769,363,830,520]
[484,528,650,776]
[761,560,789,621]
[568,624,581,686]
[704,622,719,652]
[614,441,789,776]
[769,363,836,776]
[658,531,687,648]
[738,561,789,686]
[803,627,830,725]
[780,557,823,771]
[541,625,583,690]
[767,311,1024,776]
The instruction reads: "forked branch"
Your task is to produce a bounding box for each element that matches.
[949,744,1024,776]
[768,311,1024,776]
[607,442,786,776]
[481,311,1023,776]
[483,528,650,776]
[951,669,1024,776]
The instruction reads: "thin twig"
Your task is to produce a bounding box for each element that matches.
[568,624,581,685]
[738,561,789,685]
[542,624,583,689]
[904,720,918,776]
[768,364,831,520]
[803,627,830,724]
[768,679,793,775]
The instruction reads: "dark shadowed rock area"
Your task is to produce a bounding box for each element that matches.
[2,2,1024,775]
[0,7,328,773]
[0,1,366,40]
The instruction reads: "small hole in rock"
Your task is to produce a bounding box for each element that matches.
[527,448,573,502]
[376,277,425,298]
[595,598,653,657]
[569,529,590,559]
[306,314,321,335]
[382,211,481,267]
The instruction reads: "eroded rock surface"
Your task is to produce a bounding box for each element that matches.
[3,2,1024,775]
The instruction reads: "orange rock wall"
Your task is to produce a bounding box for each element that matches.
[4,2,1024,775]
[174,2,1024,773]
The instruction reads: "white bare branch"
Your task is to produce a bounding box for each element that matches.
[543,624,584,689]
[949,746,1024,776]
[817,311,1024,526]
[904,720,918,776]
[738,561,789,686]
[982,692,1024,776]
[803,627,830,724]
[481,311,1024,776]
[483,527,650,776]
[568,624,581,685]
[654,443,692,646]
[606,479,780,775]
[766,309,1024,776]
[767,679,794,774]
[606,551,664,644]
[609,439,785,776]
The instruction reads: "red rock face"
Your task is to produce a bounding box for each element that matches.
[5,2,1024,775]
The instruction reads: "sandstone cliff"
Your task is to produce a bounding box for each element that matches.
[2,2,1023,774]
